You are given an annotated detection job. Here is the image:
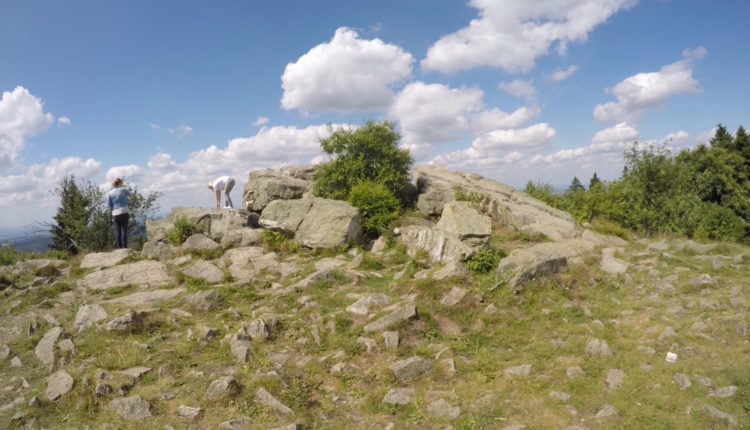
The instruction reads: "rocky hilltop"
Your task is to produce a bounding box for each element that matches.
[0,165,747,429]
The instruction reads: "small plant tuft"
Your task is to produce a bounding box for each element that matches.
[168,216,197,245]
[259,230,300,253]
[454,186,484,204]
[466,248,501,273]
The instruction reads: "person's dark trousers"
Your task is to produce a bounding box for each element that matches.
[113,213,129,249]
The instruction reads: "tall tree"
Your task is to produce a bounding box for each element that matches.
[710,124,734,150]
[567,176,585,192]
[50,176,92,254]
[589,172,601,190]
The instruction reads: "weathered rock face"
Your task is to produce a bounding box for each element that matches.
[414,165,582,241]
[145,207,255,247]
[296,198,362,248]
[77,260,172,290]
[141,241,175,261]
[260,197,362,249]
[80,249,132,270]
[182,260,224,284]
[243,169,311,212]
[182,233,220,252]
[399,201,491,264]
[497,239,595,291]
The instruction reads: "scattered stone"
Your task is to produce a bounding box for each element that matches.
[585,338,613,357]
[28,396,42,408]
[106,311,145,332]
[205,376,240,399]
[182,233,220,251]
[187,290,226,312]
[503,364,532,377]
[239,318,271,341]
[427,398,460,420]
[363,302,417,333]
[549,391,570,402]
[702,404,738,428]
[390,356,432,382]
[119,367,151,379]
[371,236,387,254]
[80,249,132,269]
[693,274,714,287]
[0,344,9,360]
[346,294,391,316]
[606,369,625,390]
[218,417,254,430]
[383,331,399,350]
[10,356,23,368]
[356,337,379,354]
[382,388,415,405]
[673,373,692,390]
[45,370,74,400]
[35,326,63,372]
[141,240,174,261]
[710,386,738,398]
[95,381,112,397]
[183,260,224,284]
[57,339,76,355]
[595,404,618,420]
[566,367,585,379]
[692,374,713,388]
[657,326,678,345]
[600,248,629,274]
[432,261,467,281]
[108,396,152,420]
[74,304,108,333]
[691,321,708,331]
[440,287,468,307]
[256,387,293,415]
[177,405,204,420]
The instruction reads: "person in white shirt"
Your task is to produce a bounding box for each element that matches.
[207,176,235,209]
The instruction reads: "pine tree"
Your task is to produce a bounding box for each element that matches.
[710,124,734,150]
[589,172,601,189]
[734,125,750,161]
[50,175,91,254]
[568,176,585,192]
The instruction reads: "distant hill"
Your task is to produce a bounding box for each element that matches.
[0,232,52,253]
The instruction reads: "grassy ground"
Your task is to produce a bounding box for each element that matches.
[0,234,748,429]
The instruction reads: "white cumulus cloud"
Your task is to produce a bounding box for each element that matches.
[551,65,580,81]
[594,48,706,123]
[253,116,269,127]
[422,0,637,74]
[106,165,143,185]
[57,116,71,126]
[281,27,413,113]
[0,86,54,168]
[472,106,540,135]
[500,79,537,101]
[168,125,193,138]
[389,82,483,155]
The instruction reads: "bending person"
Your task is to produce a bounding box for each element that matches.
[208,175,235,209]
[108,178,130,249]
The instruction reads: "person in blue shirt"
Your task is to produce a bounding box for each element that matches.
[107,178,130,249]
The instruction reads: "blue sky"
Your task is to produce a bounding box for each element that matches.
[1,0,749,227]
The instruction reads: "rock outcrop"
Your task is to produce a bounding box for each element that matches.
[243,169,312,212]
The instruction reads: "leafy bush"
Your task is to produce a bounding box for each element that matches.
[348,181,401,237]
[259,230,300,253]
[687,202,746,241]
[0,246,23,266]
[454,186,484,204]
[168,217,197,245]
[314,121,413,204]
[466,248,501,273]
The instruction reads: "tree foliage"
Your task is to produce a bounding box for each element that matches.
[49,175,162,254]
[314,121,413,203]
[526,124,750,242]
[348,181,401,236]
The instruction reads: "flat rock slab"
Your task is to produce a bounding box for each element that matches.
[364,303,417,333]
[35,326,63,372]
[346,294,391,316]
[182,260,224,284]
[103,288,185,307]
[108,396,151,420]
[78,260,172,290]
[498,239,595,291]
[382,388,415,405]
[390,356,432,382]
[74,304,108,333]
[45,370,74,400]
[80,249,133,270]
[600,248,629,275]
[256,387,293,415]
[427,398,461,420]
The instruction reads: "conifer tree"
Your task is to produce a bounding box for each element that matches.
[568,176,585,192]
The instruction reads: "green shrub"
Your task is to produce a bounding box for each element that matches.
[348,181,401,237]
[466,248,501,273]
[454,186,484,204]
[687,202,747,241]
[259,230,300,253]
[168,216,197,245]
[0,246,23,266]
[314,121,413,204]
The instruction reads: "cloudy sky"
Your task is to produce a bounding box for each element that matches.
[2,0,749,228]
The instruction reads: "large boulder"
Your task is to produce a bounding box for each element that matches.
[80,249,132,270]
[259,197,362,249]
[497,239,595,291]
[243,169,310,212]
[145,208,252,245]
[414,165,582,241]
[77,260,172,290]
[259,198,313,234]
[399,201,491,264]
[296,198,362,248]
